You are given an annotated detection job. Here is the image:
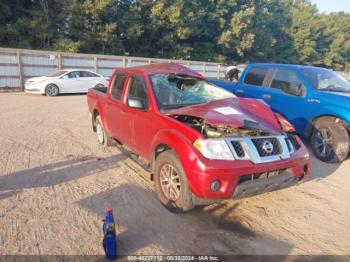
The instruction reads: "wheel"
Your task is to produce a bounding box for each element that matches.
[154,150,194,212]
[95,115,113,146]
[45,84,59,97]
[311,121,349,163]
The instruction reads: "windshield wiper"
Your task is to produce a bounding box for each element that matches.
[161,102,202,110]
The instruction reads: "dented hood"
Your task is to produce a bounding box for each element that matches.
[166,98,282,134]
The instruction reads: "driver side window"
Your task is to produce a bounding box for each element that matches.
[127,76,148,108]
[67,71,80,78]
[270,69,305,96]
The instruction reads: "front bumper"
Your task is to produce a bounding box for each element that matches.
[24,88,44,94]
[232,168,304,199]
[24,82,45,94]
[185,136,310,199]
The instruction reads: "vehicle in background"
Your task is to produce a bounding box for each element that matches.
[25,69,108,96]
[87,63,310,212]
[210,64,350,163]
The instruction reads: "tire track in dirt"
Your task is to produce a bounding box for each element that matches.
[0,93,349,255]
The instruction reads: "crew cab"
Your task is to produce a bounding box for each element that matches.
[87,63,310,212]
[211,64,350,163]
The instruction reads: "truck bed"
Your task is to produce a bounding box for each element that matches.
[87,86,107,114]
[89,85,107,95]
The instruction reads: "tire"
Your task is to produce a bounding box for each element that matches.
[154,150,194,212]
[45,84,59,97]
[311,121,349,163]
[95,115,113,146]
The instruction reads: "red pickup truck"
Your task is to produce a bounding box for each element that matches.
[87,63,310,212]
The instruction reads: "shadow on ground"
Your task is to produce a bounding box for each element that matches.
[76,183,293,256]
[0,154,126,200]
[302,139,342,181]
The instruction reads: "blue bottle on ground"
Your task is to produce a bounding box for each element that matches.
[103,208,117,260]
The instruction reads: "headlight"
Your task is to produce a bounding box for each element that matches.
[34,80,46,85]
[275,113,295,132]
[193,138,234,160]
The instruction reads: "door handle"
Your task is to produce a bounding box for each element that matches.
[263,93,272,99]
[236,89,244,94]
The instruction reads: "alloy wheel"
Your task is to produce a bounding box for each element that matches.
[160,163,181,201]
[96,122,104,144]
[314,128,333,158]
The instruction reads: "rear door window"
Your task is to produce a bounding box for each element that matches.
[243,67,268,86]
[80,71,99,77]
[110,74,127,100]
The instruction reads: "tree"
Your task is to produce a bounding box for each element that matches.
[0,0,349,71]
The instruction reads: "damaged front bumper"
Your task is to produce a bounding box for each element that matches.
[232,168,306,199]
[185,135,310,200]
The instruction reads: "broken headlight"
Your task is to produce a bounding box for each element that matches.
[193,138,234,160]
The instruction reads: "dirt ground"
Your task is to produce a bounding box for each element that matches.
[0,93,349,256]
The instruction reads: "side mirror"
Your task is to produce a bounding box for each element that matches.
[127,98,146,110]
[61,75,69,79]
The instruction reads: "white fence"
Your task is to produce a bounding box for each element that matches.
[0,48,236,90]
[0,47,349,91]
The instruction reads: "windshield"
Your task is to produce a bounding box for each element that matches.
[49,70,68,77]
[301,68,350,92]
[150,73,235,109]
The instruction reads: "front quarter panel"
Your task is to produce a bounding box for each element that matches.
[150,128,202,192]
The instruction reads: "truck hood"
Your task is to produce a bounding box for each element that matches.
[166,98,282,134]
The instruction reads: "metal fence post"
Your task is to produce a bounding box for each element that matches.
[94,56,98,72]
[16,50,24,91]
[58,53,62,70]
[122,57,127,68]
[217,64,221,79]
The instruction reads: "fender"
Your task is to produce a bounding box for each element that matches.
[150,128,200,193]
[303,105,350,137]
[91,100,108,132]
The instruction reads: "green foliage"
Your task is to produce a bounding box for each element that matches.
[0,0,349,70]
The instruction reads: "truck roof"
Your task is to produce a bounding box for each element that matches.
[115,63,204,78]
[249,63,329,71]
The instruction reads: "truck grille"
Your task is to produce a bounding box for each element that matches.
[230,141,245,157]
[225,135,291,164]
[251,137,281,157]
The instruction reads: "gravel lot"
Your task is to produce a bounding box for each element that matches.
[0,93,349,256]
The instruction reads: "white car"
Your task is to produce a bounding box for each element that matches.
[25,69,109,96]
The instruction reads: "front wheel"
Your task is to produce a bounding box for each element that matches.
[45,84,59,97]
[154,150,194,212]
[311,121,349,163]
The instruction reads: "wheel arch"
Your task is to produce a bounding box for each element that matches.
[149,129,196,180]
[92,109,100,132]
[304,114,349,138]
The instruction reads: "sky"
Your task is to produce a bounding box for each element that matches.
[310,0,350,13]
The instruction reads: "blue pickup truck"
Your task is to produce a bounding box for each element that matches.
[211,63,350,163]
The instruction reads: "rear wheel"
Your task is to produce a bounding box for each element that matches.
[154,150,194,212]
[311,121,349,163]
[45,84,59,97]
[95,115,113,146]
